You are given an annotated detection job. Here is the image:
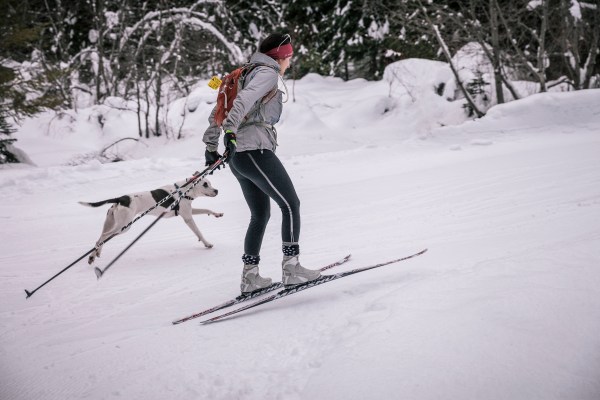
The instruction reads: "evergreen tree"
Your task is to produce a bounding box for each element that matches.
[285,0,407,80]
[0,105,18,164]
[223,0,286,59]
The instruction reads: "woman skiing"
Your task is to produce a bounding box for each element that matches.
[203,33,321,294]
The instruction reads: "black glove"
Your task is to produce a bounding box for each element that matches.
[223,130,237,162]
[204,149,223,171]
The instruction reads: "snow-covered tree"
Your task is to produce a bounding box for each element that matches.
[2,0,598,130]
[285,0,398,80]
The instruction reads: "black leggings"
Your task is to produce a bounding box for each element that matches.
[230,150,300,256]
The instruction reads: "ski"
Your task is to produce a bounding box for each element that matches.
[172,254,351,325]
[200,249,427,325]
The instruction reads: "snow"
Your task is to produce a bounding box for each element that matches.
[1,58,600,399]
[527,0,543,10]
[570,1,582,20]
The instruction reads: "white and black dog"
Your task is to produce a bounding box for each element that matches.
[80,178,223,264]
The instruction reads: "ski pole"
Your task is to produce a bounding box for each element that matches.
[24,155,228,298]
[24,247,97,299]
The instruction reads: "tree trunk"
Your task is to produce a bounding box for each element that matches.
[135,76,143,138]
[155,72,162,137]
[560,0,581,89]
[536,0,549,92]
[582,3,600,88]
[489,0,505,103]
[154,1,164,137]
[92,0,106,103]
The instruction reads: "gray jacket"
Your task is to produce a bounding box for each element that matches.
[203,52,283,153]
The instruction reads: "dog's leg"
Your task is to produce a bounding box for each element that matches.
[180,211,214,248]
[88,206,134,264]
[89,207,119,264]
[192,208,224,218]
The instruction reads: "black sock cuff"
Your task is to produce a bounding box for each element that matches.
[282,242,299,256]
[242,254,260,265]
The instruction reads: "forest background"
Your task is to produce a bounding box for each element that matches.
[1,0,599,162]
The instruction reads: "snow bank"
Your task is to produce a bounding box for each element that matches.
[10,59,474,166]
[8,57,597,169]
[436,89,600,139]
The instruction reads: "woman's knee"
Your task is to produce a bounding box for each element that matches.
[251,208,271,225]
[282,195,300,215]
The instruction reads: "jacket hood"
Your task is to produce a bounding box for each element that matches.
[249,52,280,72]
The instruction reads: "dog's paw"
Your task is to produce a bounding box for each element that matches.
[204,242,214,249]
[213,213,224,218]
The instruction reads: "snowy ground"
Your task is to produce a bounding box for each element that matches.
[1,69,600,399]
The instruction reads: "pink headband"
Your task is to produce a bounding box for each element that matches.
[265,43,294,60]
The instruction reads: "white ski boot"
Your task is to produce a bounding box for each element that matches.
[282,255,321,286]
[241,265,272,294]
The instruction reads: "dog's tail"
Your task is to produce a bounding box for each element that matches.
[78,198,121,208]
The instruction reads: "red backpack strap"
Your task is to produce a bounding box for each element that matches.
[214,63,279,127]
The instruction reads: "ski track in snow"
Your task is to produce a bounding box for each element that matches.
[2,90,600,399]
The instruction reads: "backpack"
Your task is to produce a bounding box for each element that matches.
[213,63,278,127]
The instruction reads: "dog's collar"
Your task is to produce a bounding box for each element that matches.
[173,183,194,202]
[171,183,195,216]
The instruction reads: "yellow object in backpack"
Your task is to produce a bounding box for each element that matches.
[208,76,222,90]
